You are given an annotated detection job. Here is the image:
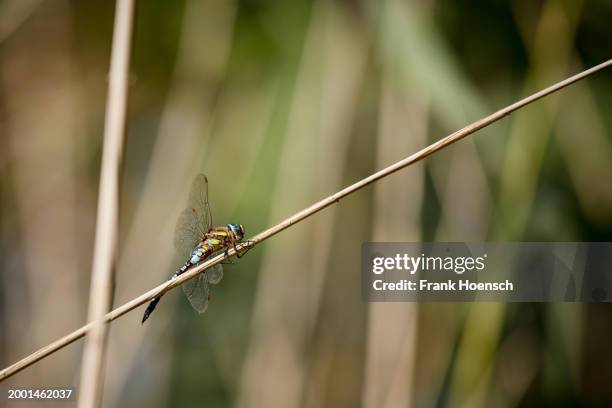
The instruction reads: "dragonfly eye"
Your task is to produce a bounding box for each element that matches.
[228,223,244,241]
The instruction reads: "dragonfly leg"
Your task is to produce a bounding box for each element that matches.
[236,240,254,258]
[222,247,235,264]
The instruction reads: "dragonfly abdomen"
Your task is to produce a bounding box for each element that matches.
[142,257,198,324]
[189,243,216,264]
[173,260,192,278]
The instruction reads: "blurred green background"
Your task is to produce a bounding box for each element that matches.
[1,0,611,407]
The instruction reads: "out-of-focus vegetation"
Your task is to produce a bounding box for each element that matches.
[1,0,611,407]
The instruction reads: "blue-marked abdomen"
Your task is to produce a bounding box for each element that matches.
[190,248,205,264]
[190,245,213,264]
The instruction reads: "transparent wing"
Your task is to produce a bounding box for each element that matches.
[174,208,204,259]
[173,174,213,259]
[207,264,224,285]
[180,265,223,313]
[188,173,213,233]
[182,272,210,314]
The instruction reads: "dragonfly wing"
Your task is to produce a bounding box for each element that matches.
[174,208,203,259]
[187,174,212,235]
[207,264,224,285]
[173,174,213,258]
[181,272,210,314]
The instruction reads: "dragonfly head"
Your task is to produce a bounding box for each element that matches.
[228,223,245,241]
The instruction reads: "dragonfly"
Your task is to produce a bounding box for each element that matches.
[142,174,246,323]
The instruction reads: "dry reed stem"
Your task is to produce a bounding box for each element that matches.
[0,58,610,383]
[77,0,135,407]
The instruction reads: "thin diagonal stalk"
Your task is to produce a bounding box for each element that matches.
[77,0,135,407]
[0,58,610,382]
